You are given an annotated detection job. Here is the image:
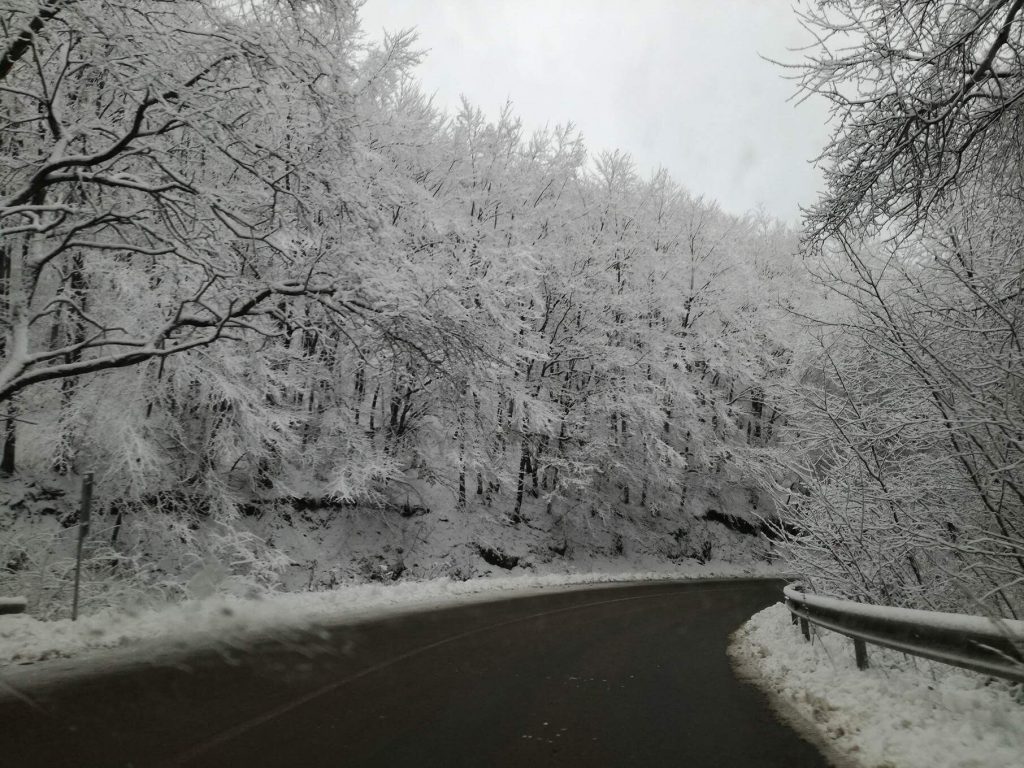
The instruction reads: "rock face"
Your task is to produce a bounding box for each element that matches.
[0,596,27,615]
[704,508,760,536]
[475,545,520,570]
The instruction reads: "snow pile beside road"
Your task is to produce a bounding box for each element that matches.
[730,602,1024,768]
[0,563,778,668]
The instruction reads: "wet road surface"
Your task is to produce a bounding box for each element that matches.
[0,578,828,767]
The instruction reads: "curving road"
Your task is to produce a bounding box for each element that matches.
[0,579,827,767]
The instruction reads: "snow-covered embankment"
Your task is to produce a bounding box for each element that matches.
[730,603,1024,768]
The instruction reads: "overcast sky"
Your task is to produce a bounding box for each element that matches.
[358,0,832,224]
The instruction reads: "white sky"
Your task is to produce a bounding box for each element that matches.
[358,0,832,224]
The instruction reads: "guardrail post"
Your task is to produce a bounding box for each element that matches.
[71,472,94,621]
[854,638,868,670]
[799,617,810,641]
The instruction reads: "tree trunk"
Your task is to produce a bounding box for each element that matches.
[1,405,16,475]
[513,438,530,523]
[53,250,86,474]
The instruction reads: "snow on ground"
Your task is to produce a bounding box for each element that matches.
[730,602,1024,768]
[0,564,780,673]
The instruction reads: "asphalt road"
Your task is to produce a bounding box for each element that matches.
[0,579,828,767]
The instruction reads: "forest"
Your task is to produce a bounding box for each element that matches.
[1,0,1022,623]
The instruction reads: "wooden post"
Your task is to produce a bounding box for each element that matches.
[71,473,94,621]
[854,638,869,670]
[799,617,810,641]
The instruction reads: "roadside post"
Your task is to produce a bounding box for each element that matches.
[71,472,94,621]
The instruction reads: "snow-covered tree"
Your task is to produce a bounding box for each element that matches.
[772,0,1024,617]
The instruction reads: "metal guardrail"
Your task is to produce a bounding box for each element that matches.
[0,596,27,616]
[784,585,1024,684]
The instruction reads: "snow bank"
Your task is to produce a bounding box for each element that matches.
[0,563,780,671]
[730,602,1024,768]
